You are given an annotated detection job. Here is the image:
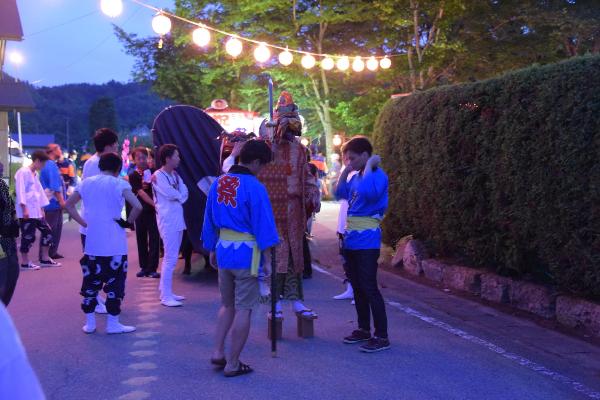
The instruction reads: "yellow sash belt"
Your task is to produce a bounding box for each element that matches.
[346,216,381,232]
[219,228,260,277]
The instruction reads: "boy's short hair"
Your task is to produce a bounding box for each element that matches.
[98,152,123,174]
[239,140,272,165]
[342,136,372,156]
[93,128,119,153]
[158,144,178,165]
[131,146,149,159]
[31,150,50,162]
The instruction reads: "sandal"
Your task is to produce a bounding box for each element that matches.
[210,358,226,369]
[224,361,253,378]
[295,309,318,320]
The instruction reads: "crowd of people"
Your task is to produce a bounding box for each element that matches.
[0,126,390,381]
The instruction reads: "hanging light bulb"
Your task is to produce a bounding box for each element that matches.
[278,48,293,66]
[301,54,316,69]
[225,37,243,57]
[337,56,350,71]
[192,26,211,47]
[321,57,335,70]
[100,0,123,18]
[333,134,343,147]
[352,56,365,72]
[380,56,392,69]
[366,56,379,71]
[152,13,172,36]
[254,43,271,63]
[300,137,309,147]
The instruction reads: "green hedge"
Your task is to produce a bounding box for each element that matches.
[374,56,600,299]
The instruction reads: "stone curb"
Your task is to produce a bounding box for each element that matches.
[391,240,600,338]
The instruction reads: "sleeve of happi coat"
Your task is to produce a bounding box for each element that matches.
[201,181,218,252]
[251,182,279,251]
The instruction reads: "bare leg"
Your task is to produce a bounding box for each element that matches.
[20,252,29,265]
[225,309,252,372]
[213,305,235,360]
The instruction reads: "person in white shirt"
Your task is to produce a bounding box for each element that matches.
[80,128,120,315]
[65,153,142,334]
[0,302,45,400]
[14,150,60,270]
[152,144,189,307]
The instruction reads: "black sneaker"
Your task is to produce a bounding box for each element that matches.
[136,270,147,278]
[343,329,371,344]
[147,272,161,279]
[360,337,391,353]
[51,253,65,259]
[39,258,61,267]
[21,262,41,270]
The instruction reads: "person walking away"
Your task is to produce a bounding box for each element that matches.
[202,140,279,377]
[80,128,119,314]
[14,150,60,270]
[0,162,21,306]
[152,144,188,307]
[65,152,142,334]
[335,136,390,353]
[129,147,160,279]
[39,144,66,260]
[334,155,357,301]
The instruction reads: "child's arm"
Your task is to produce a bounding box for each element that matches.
[335,167,352,200]
[152,172,185,202]
[355,159,387,201]
[64,192,86,227]
[176,172,189,204]
[123,188,143,224]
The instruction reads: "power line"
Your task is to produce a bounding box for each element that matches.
[25,10,99,38]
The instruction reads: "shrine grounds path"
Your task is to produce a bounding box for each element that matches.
[8,202,600,400]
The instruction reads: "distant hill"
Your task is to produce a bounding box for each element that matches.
[9,80,174,152]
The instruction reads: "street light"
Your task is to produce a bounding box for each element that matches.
[8,51,24,66]
[333,134,342,147]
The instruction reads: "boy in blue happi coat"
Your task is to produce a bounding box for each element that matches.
[335,136,390,353]
[202,140,279,377]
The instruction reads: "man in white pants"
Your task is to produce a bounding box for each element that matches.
[153,144,188,307]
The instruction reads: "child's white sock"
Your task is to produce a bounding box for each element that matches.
[82,313,96,334]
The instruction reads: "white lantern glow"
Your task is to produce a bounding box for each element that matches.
[366,56,378,71]
[278,49,293,66]
[300,137,309,147]
[254,43,271,63]
[100,0,123,18]
[8,51,24,66]
[225,37,243,57]
[380,56,392,69]
[333,134,343,147]
[301,54,316,69]
[321,57,335,70]
[337,56,350,71]
[152,13,172,36]
[192,27,211,47]
[352,56,365,72]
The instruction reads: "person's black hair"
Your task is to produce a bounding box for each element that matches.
[342,136,372,156]
[158,144,179,165]
[131,146,149,160]
[98,152,123,174]
[308,163,318,177]
[93,128,119,153]
[239,140,272,165]
[31,150,50,162]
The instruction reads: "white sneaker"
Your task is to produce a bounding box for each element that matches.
[95,302,108,314]
[161,298,183,307]
[82,324,96,334]
[172,294,186,301]
[39,258,62,267]
[333,283,354,300]
[21,262,41,270]
[107,322,136,334]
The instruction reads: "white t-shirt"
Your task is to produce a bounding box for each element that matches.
[14,166,49,219]
[77,174,131,256]
[0,304,45,400]
[79,153,101,235]
[152,169,188,233]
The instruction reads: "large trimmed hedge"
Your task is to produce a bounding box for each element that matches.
[374,56,600,299]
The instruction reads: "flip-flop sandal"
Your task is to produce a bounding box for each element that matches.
[295,309,318,320]
[210,358,226,369]
[224,362,253,378]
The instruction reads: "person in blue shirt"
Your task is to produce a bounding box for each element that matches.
[335,136,390,353]
[39,144,66,260]
[202,140,279,377]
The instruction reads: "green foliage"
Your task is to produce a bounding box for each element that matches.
[89,97,118,135]
[374,55,600,299]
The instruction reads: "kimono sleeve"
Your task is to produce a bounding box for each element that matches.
[201,181,219,252]
[250,182,279,251]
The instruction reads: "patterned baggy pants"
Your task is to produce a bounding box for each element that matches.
[80,255,128,315]
[19,218,52,254]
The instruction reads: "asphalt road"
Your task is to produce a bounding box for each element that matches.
[7,202,600,400]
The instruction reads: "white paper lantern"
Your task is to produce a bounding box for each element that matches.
[321,57,335,70]
[278,49,293,66]
[352,56,365,72]
[101,0,123,18]
[225,37,243,57]
[192,27,211,47]
[301,54,316,69]
[366,56,378,71]
[152,14,172,36]
[380,56,392,69]
[254,43,271,63]
[337,56,350,71]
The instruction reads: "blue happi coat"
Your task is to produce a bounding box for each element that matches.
[202,165,279,270]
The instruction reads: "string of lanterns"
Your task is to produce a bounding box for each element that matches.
[100,0,395,72]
